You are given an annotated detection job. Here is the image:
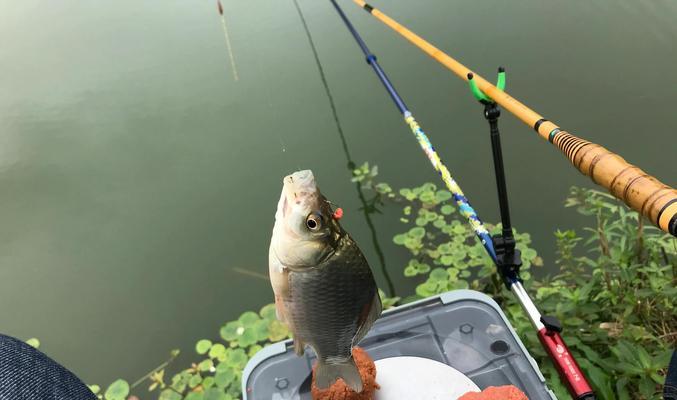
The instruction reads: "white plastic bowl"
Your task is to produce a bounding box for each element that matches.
[374,356,480,400]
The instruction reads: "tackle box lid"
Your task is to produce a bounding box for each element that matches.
[242,289,557,400]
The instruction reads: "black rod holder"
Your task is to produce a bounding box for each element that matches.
[468,68,522,288]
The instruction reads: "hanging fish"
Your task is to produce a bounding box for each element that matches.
[269,170,381,392]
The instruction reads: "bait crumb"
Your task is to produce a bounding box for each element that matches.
[311,347,378,400]
[458,385,529,400]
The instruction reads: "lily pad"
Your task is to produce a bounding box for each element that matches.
[441,205,455,215]
[267,320,289,342]
[196,339,212,355]
[104,379,129,400]
[238,311,260,327]
[209,343,227,360]
[259,304,277,321]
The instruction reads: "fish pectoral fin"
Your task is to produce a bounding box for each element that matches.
[293,337,306,356]
[315,358,363,393]
[353,293,382,346]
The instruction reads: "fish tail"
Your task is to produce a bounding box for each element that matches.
[315,357,363,393]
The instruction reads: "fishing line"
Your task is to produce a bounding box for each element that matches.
[217,0,239,81]
[291,0,396,296]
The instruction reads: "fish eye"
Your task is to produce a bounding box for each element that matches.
[306,213,322,231]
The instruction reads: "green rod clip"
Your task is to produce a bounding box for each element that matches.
[467,67,506,104]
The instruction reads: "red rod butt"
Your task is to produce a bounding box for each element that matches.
[537,328,594,398]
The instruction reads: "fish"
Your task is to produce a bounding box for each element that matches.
[268,170,382,393]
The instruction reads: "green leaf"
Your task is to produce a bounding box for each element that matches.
[429,268,448,282]
[25,338,40,348]
[259,303,277,321]
[238,311,260,327]
[189,374,203,388]
[226,348,248,368]
[204,388,230,400]
[435,190,452,202]
[209,343,227,360]
[220,321,241,342]
[419,190,435,203]
[267,320,289,341]
[638,378,656,398]
[404,265,417,277]
[393,234,407,245]
[196,339,212,355]
[239,328,258,347]
[409,227,425,239]
[88,385,101,395]
[202,376,215,389]
[416,263,431,274]
[248,344,263,357]
[199,359,214,371]
[186,392,205,400]
[440,255,454,266]
[214,368,235,388]
[441,205,455,215]
[104,379,129,400]
[159,389,183,400]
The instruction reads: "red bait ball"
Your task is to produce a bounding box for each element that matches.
[333,208,344,220]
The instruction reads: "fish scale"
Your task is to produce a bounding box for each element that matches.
[286,235,376,361]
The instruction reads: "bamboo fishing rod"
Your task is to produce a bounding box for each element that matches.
[351,0,677,238]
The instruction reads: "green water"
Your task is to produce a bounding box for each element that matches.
[0,0,675,386]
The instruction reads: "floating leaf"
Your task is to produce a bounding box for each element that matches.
[159,390,183,400]
[441,205,455,215]
[209,343,227,360]
[267,320,289,341]
[25,338,40,348]
[435,190,452,202]
[259,304,277,321]
[409,227,425,239]
[104,379,129,400]
[238,312,260,327]
[199,359,214,372]
[248,344,263,357]
[189,374,203,389]
[202,376,215,389]
[196,340,212,355]
[429,268,448,282]
[214,367,235,388]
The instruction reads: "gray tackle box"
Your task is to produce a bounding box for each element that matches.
[242,290,557,399]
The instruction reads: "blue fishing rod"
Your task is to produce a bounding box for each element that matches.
[329,0,497,263]
[329,0,596,398]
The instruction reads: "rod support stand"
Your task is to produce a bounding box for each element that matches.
[467,67,506,104]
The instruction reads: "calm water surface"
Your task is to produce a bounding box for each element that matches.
[0,0,675,385]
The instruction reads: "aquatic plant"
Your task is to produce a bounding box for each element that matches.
[91,163,674,400]
[356,164,675,400]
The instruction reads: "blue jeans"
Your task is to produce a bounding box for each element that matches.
[0,334,95,400]
[666,350,677,400]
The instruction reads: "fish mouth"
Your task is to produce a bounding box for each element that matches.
[282,170,318,216]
